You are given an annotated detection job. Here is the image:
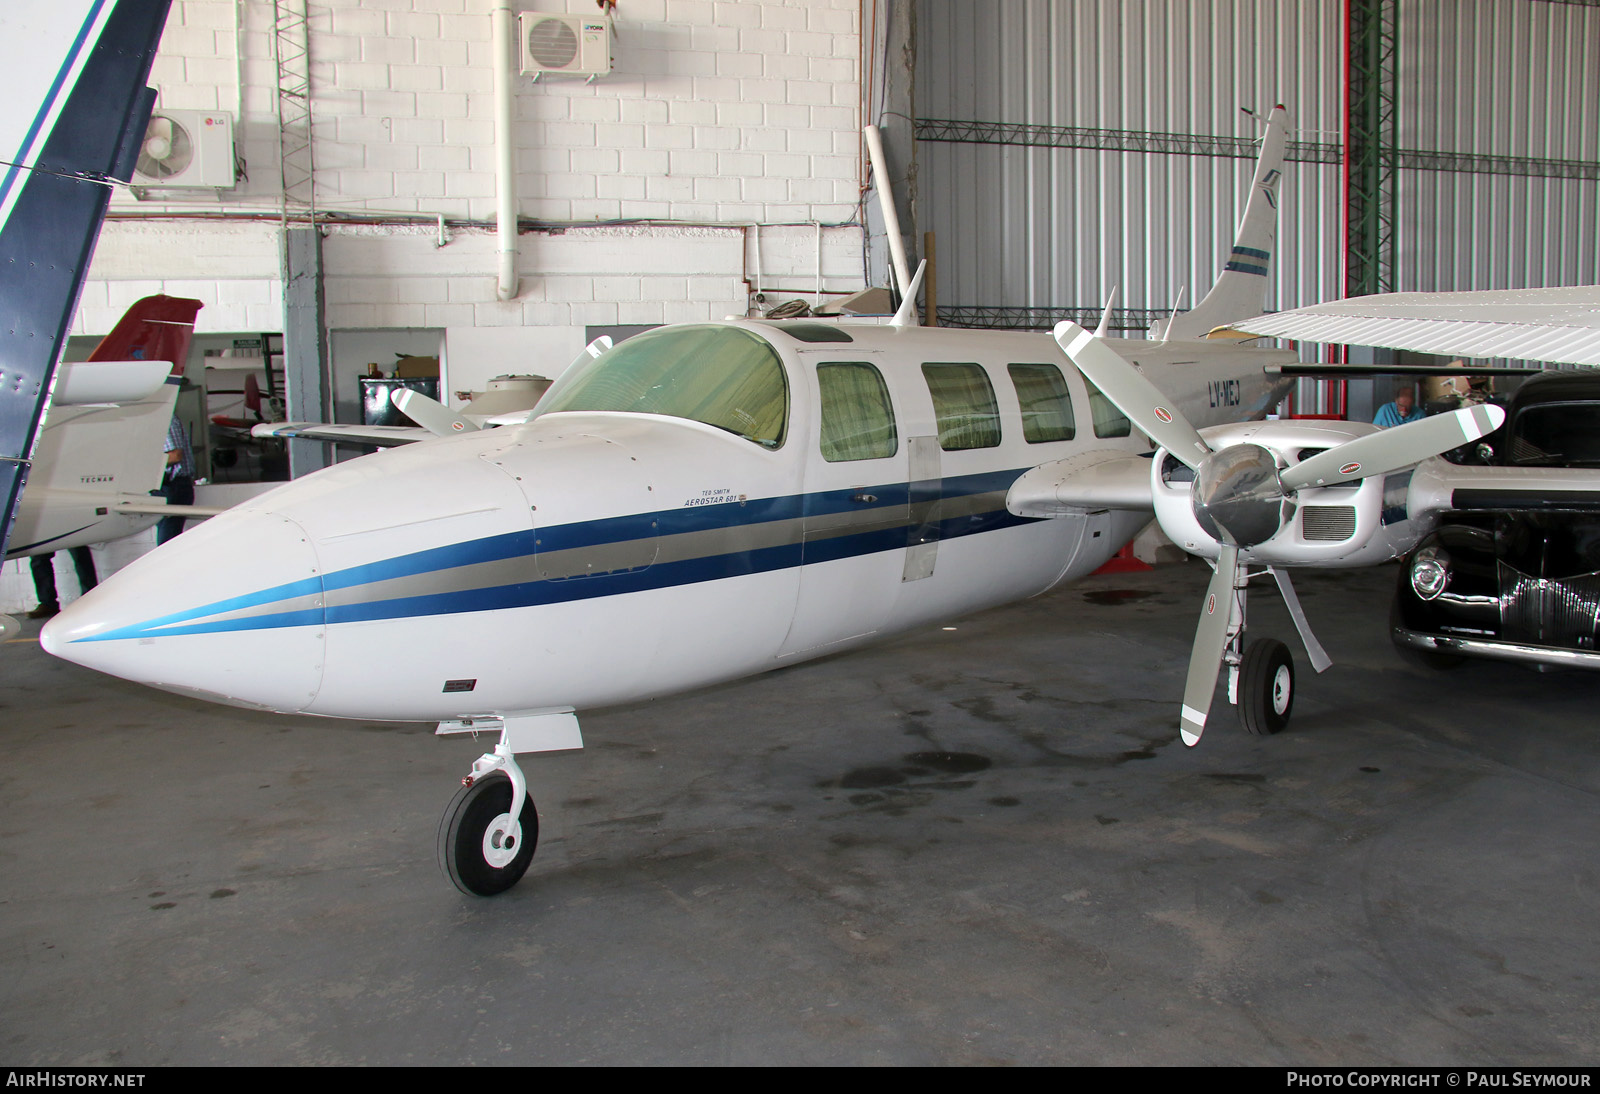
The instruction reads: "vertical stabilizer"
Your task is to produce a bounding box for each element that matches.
[1159,105,1289,340]
[0,0,173,562]
[87,294,202,374]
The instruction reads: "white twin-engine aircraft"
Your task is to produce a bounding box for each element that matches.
[39,106,1498,896]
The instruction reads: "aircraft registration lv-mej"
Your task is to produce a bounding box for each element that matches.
[0,0,176,639]
[40,98,1515,897]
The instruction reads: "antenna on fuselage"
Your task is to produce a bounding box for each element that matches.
[1156,286,1187,344]
[890,261,927,328]
[1094,286,1118,338]
[864,124,918,324]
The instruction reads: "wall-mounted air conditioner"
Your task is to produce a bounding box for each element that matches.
[518,12,611,79]
[131,110,235,193]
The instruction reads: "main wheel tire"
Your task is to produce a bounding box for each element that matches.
[438,773,538,897]
[1239,638,1294,736]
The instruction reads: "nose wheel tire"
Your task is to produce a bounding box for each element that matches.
[438,773,538,896]
[1239,638,1294,736]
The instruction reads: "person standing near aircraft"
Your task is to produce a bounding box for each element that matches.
[157,416,196,544]
[1373,386,1424,428]
[27,547,97,619]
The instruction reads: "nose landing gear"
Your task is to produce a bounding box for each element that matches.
[434,710,582,896]
[438,765,539,896]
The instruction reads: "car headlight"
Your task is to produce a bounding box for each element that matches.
[1410,547,1450,600]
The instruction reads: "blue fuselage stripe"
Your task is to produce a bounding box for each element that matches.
[79,468,1047,640]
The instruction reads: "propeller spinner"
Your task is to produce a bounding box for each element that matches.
[1052,321,1504,745]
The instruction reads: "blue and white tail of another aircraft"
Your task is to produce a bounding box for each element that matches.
[0,0,172,577]
[45,106,1303,896]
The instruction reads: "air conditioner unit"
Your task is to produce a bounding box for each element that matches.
[518,12,611,79]
[130,110,235,192]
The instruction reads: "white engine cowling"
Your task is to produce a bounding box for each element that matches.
[1152,420,1437,568]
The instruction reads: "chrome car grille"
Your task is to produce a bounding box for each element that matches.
[1302,505,1356,542]
[1497,563,1600,646]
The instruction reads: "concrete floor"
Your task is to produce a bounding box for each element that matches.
[2,561,1597,1065]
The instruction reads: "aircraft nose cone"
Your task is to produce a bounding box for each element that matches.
[42,509,329,713]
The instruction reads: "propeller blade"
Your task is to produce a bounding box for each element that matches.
[392,388,479,437]
[1280,403,1504,490]
[1053,321,1212,470]
[1270,567,1332,674]
[1180,542,1240,746]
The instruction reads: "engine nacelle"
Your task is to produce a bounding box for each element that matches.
[1152,420,1436,568]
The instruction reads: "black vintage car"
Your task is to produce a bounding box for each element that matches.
[1393,369,1600,670]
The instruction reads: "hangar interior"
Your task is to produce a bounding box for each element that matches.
[3,0,1599,1067]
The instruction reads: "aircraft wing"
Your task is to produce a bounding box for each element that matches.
[1410,461,1600,515]
[251,422,430,446]
[52,360,173,406]
[1006,450,1154,517]
[1232,285,1600,366]
[110,500,229,517]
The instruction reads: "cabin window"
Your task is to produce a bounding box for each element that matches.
[536,324,788,448]
[921,363,1001,450]
[817,362,897,462]
[1007,363,1076,443]
[1084,378,1131,438]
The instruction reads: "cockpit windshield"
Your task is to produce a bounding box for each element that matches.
[536,325,788,448]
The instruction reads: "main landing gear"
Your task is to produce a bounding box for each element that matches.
[1236,636,1294,735]
[1215,565,1328,741]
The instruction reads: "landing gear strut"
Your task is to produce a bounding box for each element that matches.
[434,710,583,896]
[439,768,538,896]
[1212,565,1325,741]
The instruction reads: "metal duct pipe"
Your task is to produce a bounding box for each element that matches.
[863,124,912,297]
[491,0,518,301]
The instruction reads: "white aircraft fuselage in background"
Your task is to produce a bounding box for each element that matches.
[6,368,179,560]
[42,320,1293,722]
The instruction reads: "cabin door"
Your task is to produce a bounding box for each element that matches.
[780,360,911,657]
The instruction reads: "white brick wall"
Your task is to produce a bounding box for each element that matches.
[83,0,869,386]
